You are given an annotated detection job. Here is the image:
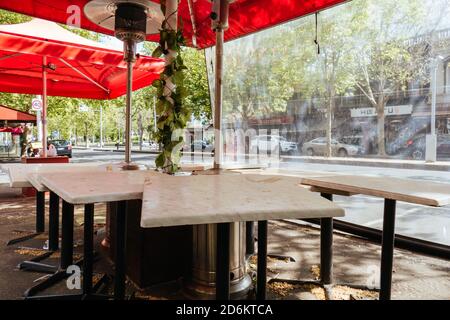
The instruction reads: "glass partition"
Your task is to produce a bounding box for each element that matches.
[205,0,450,245]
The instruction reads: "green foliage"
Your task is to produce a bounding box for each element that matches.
[0,9,30,24]
[151,1,190,174]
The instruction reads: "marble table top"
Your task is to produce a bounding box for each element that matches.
[38,170,161,204]
[4,162,124,188]
[140,174,345,228]
[301,175,450,207]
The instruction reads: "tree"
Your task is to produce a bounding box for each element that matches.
[350,0,436,156]
[312,8,363,156]
[222,30,304,129]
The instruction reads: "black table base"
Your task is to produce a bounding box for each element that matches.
[18,192,61,274]
[25,203,111,300]
[216,220,268,301]
[7,191,46,246]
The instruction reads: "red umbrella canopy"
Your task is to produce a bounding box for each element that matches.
[0,18,165,99]
[0,0,347,49]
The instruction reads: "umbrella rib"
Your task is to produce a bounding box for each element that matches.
[0,53,23,61]
[187,0,198,48]
[58,58,110,94]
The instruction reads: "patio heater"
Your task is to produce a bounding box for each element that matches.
[84,0,163,169]
[184,0,252,300]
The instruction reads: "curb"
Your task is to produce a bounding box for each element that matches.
[282,156,450,172]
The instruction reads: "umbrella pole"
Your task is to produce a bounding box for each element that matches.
[125,60,133,164]
[213,18,224,170]
[42,56,48,158]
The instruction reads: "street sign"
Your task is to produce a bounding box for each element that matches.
[31,98,42,111]
[79,104,89,112]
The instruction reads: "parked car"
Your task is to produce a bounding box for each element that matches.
[48,139,72,158]
[301,137,361,157]
[398,134,450,160]
[250,135,298,155]
[182,140,214,153]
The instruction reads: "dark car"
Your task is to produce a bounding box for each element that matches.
[48,139,72,158]
[399,134,450,160]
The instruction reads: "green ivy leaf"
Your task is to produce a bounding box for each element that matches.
[152,46,164,58]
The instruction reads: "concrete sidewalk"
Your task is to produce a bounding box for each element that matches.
[282,155,450,172]
[0,188,448,300]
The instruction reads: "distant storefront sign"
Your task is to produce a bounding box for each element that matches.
[350,105,413,118]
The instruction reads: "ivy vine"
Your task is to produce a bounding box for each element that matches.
[152,0,190,174]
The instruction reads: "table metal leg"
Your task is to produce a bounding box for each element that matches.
[319,193,333,285]
[48,192,60,251]
[7,189,46,245]
[36,191,46,233]
[114,201,127,300]
[83,204,94,295]
[257,220,268,300]
[246,221,255,256]
[320,218,334,285]
[216,222,231,300]
[18,192,58,274]
[61,200,74,269]
[380,199,396,300]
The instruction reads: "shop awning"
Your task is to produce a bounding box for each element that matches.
[0,104,36,123]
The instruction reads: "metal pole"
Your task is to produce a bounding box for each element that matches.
[48,192,60,251]
[153,95,157,133]
[257,220,268,300]
[125,61,133,164]
[213,29,224,169]
[431,63,437,137]
[100,105,103,148]
[83,204,94,295]
[42,57,48,157]
[380,198,397,300]
[61,200,74,269]
[36,191,45,233]
[319,193,334,285]
[114,200,127,300]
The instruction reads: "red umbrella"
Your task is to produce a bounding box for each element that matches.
[0,0,345,166]
[0,0,346,49]
[0,18,165,158]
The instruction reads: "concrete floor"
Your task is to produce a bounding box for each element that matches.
[0,186,448,300]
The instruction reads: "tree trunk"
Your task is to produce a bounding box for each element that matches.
[377,101,386,156]
[84,122,88,148]
[326,89,335,157]
[138,112,143,151]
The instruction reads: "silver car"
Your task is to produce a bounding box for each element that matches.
[250,135,298,154]
[302,137,360,157]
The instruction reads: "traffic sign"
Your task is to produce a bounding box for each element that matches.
[31,98,42,111]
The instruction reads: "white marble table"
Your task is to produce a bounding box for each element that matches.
[140,174,344,228]
[301,175,450,207]
[301,174,450,300]
[38,170,160,204]
[140,174,344,300]
[3,162,126,189]
[33,169,162,300]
